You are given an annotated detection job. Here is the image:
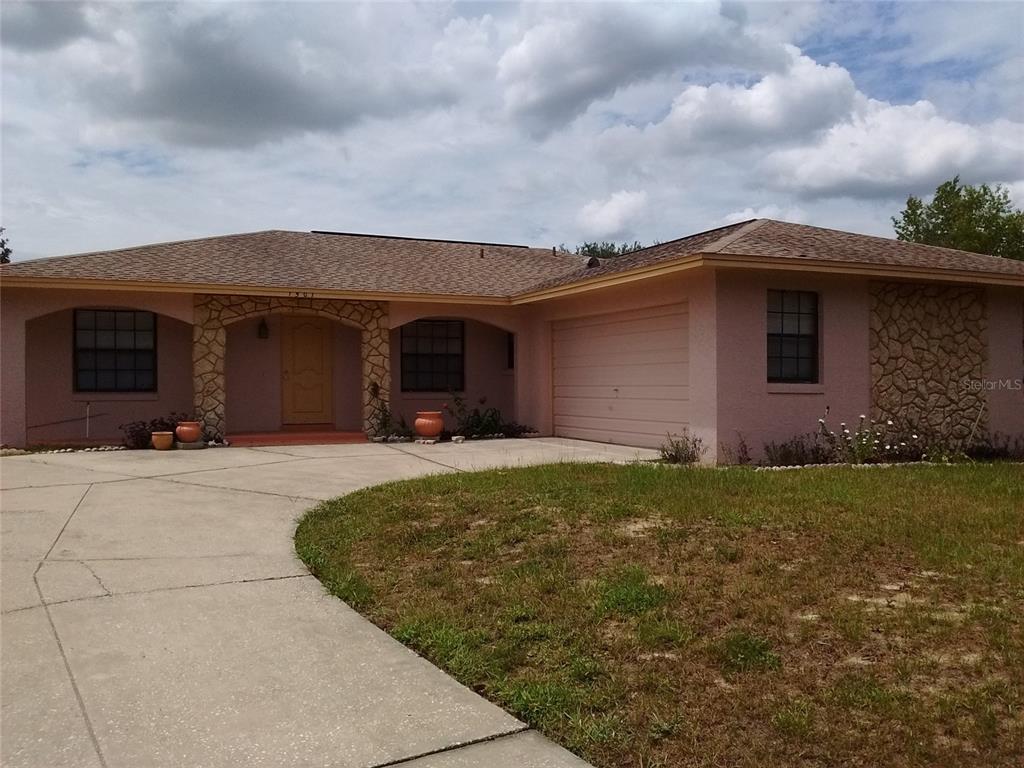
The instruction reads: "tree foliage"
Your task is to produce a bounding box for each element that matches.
[0,227,11,264]
[559,240,646,259]
[892,177,1024,260]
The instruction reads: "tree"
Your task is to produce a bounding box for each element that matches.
[892,177,1024,260]
[558,240,645,259]
[0,227,10,264]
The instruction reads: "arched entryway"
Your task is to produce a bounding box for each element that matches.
[193,294,390,438]
[225,315,363,434]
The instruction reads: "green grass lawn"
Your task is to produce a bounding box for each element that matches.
[295,463,1024,768]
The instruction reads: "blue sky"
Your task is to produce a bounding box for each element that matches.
[2,1,1021,260]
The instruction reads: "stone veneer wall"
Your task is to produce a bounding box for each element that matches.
[193,294,389,438]
[869,282,987,443]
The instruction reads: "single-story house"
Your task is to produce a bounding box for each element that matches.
[2,219,1022,461]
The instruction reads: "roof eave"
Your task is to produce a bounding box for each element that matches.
[0,275,515,305]
[512,252,1024,303]
[705,253,1024,287]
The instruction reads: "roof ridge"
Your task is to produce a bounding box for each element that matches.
[603,219,755,261]
[309,230,534,250]
[700,218,770,253]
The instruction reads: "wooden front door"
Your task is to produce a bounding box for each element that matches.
[281,316,333,425]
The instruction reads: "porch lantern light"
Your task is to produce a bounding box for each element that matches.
[257,317,269,339]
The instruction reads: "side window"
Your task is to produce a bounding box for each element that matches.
[767,290,818,383]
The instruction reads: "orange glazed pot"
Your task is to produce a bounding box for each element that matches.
[175,421,202,444]
[151,431,174,450]
[414,411,444,439]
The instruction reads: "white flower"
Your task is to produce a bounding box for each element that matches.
[887,420,893,426]
[885,444,891,450]
[859,414,866,420]
[912,434,918,440]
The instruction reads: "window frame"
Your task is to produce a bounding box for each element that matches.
[766,290,819,384]
[73,309,158,393]
[400,319,466,393]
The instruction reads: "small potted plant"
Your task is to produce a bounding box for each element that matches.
[414,411,444,439]
[175,419,202,444]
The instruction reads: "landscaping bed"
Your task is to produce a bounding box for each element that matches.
[295,463,1023,767]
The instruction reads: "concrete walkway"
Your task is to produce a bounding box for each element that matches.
[1,438,657,768]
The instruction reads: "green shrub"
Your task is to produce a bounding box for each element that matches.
[659,430,705,464]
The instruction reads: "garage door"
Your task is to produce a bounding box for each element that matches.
[552,303,689,448]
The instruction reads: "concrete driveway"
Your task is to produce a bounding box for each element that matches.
[1,438,657,768]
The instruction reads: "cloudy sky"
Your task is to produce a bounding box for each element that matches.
[2,1,1022,260]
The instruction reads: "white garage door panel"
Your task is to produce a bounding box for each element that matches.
[554,384,688,401]
[554,396,686,422]
[552,303,689,449]
[554,363,688,388]
[555,304,687,331]
[555,415,688,446]
[554,330,687,357]
[552,312,687,342]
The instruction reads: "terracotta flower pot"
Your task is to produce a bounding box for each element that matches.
[151,431,174,450]
[175,421,202,444]
[414,411,444,439]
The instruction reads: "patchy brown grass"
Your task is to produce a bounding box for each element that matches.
[295,462,1024,767]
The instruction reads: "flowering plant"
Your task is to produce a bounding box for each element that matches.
[816,407,927,464]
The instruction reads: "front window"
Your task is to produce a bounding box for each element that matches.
[74,309,157,392]
[767,290,818,383]
[400,320,464,392]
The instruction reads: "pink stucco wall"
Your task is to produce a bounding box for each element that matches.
[1,288,195,446]
[24,309,193,444]
[388,312,515,431]
[713,270,872,462]
[986,287,1024,438]
[225,315,362,433]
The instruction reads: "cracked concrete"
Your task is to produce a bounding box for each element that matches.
[1,438,654,767]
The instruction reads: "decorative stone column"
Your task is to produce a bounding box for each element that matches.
[192,294,390,439]
[869,281,988,444]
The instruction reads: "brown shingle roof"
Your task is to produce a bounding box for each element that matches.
[0,230,582,298]
[2,220,1021,299]
[526,219,1024,293]
[714,219,1024,276]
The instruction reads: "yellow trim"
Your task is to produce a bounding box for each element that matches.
[0,276,512,305]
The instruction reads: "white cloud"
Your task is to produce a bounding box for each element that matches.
[577,190,648,238]
[762,100,1024,198]
[720,205,807,225]
[658,48,857,148]
[497,3,788,136]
